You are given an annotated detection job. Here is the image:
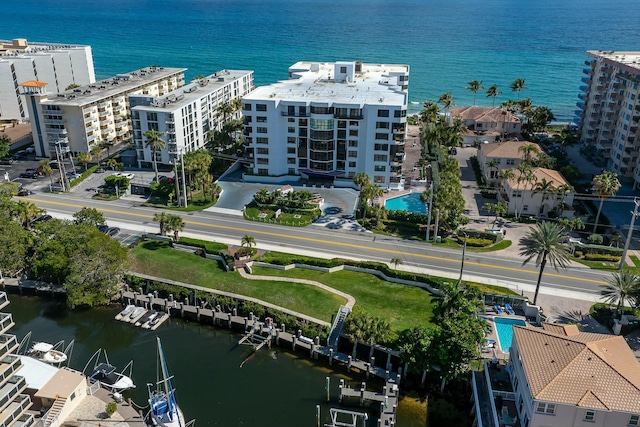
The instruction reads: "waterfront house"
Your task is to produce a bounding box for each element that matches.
[498,167,574,218]
[477,140,542,182]
[451,106,522,145]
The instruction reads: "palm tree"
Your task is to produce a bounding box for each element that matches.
[352,172,370,189]
[76,152,92,171]
[106,158,119,171]
[519,222,570,305]
[466,80,484,105]
[153,212,169,235]
[241,234,256,248]
[438,92,454,124]
[98,139,113,159]
[601,271,640,318]
[231,98,243,118]
[518,143,540,164]
[421,101,440,125]
[591,171,621,233]
[39,159,54,188]
[486,84,502,107]
[217,102,234,123]
[510,78,528,101]
[486,160,499,180]
[144,129,167,183]
[555,127,577,154]
[90,145,103,166]
[15,200,43,228]
[166,214,185,242]
[390,257,403,269]
[532,178,556,215]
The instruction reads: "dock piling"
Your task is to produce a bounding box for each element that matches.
[329,348,333,366]
[347,355,352,371]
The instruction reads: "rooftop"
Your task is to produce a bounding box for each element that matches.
[244,61,409,107]
[481,140,542,159]
[588,50,640,73]
[513,323,640,412]
[451,106,521,124]
[29,66,186,107]
[130,69,253,112]
[18,356,58,390]
[506,167,570,190]
[35,367,85,400]
[0,38,90,55]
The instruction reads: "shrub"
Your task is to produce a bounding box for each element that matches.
[584,253,621,262]
[105,402,118,417]
[587,234,603,245]
[178,237,228,254]
[458,228,501,243]
[574,250,583,258]
[70,165,98,188]
[458,237,493,247]
[580,244,623,256]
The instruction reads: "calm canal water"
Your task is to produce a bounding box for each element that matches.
[10,295,425,426]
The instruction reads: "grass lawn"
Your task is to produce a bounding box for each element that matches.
[244,206,317,227]
[129,241,344,321]
[250,266,434,333]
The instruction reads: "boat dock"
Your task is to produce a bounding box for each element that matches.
[114,307,169,330]
[337,377,400,427]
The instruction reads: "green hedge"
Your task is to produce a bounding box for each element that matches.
[386,210,429,223]
[580,244,623,256]
[458,237,493,247]
[459,228,502,243]
[178,237,228,253]
[584,253,621,262]
[70,165,98,188]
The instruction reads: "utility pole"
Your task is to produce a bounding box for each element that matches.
[458,231,468,283]
[180,149,188,208]
[620,197,640,271]
[173,157,181,207]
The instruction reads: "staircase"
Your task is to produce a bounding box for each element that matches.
[327,305,351,349]
[44,397,67,427]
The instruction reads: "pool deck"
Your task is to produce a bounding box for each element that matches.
[481,308,529,361]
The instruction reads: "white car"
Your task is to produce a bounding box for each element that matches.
[113,172,135,179]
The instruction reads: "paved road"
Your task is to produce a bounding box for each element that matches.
[20,192,613,302]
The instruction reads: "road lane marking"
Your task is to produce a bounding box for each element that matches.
[26,197,608,285]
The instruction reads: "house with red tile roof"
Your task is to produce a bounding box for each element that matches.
[499,167,574,217]
[451,106,522,145]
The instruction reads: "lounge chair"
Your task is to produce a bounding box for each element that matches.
[505,304,515,315]
[494,305,504,314]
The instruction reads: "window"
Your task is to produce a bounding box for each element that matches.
[584,410,595,422]
[349,120,359,126]
[287,147,296,154]
[522,205,529,211]
[378,110,389,117]
[257,127,268,134]
[375,133,389,140]
[374,165,386,172]
[506,159,515,165]
[256,137,268,144]
[535,402,556,414]
[288,168,296,175]
[243,103,252,111]
[288,137,296,144]
[348,151,358,158]
[258,168,268,175]
[376,122,390,129]
[394,109,406,118]
[257,148,269,155]
[374,176,385,183]
[70,392,76,401]
[374,154,388,162]
[348,141,358,147]
[288,127,295,133]
[349,129,358,136]
[257,158,269,165]
[256,104,267,111]
[629,414,640,426]
[374,143,389,151]
[257,116,267,123]
[338,121,347,129]
[340,66,347,73]
[287,158,296,164]
[348,161,356,168]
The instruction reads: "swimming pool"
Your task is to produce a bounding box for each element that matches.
[384,193,426,213]
[494,317,526,352]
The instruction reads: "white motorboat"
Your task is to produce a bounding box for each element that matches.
[83,348,135,392]
[116,304,136,320]
[29,342,67,365]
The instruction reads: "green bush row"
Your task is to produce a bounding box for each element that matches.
[178,237,228,254]
[580,244,623,256]
[70,165,98,188]
[386,210,429,224]
[459,228,501,243]
[458,237,493,247]
[584,253,621,262]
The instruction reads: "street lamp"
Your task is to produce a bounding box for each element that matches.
[425,181,434,242]
[619,197,640,271]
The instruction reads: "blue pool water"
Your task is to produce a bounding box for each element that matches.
[385,193,426,214]
[494,317,526,352]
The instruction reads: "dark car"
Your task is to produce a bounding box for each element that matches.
[0,157,14,165]
[29,214,52,225]
[19,170,39,179]
[106,227,120,236]
[16,189,34,196]
[97,225,110,233]
[95,167,105,173]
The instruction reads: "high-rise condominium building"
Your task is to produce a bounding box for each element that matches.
[242,61,409,187]
[577,50,640,187]
[130,69,254,168]
[0,38,95,121]
[21,66,186,158]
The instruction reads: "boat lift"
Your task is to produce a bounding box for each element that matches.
[17,332,74,367]
[82,348,135,392]
[324,408,368,427]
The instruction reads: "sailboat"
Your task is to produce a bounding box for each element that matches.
[147,337,192,427]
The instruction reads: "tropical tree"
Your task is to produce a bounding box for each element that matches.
[497,168,516,191]
[591,171,621,233]
[231,98,243,117]
[486,84,502,107]
[390,257,403,269]
[397,326,434,379]
[39,159,55,188]
[352,172,370,189]
[557,216,585,231]
[529,106,555,132]
[241,234,256,248]
[421,101,440,125]
[73,207,106,227]
[486,160,499,180]
[106,158,119,171]
[15,200,43,228]
[153,212,169,235]
[76,152,92,171]
[519,222,571,305]
[510,78,528,101]
[98,139,113,159]
[518,143,540,164]
[438,92,454,124]
[466,80,484,105]
[166,214,185,242]
[532,178,556,215]
[143,129,167,183]
[554,127,577,154]
[601,271,640,318]
[0,135,10,158]
[217,102,234,123]
[90,145,103,165]
[483,201,507,227]
[0,217,32,276]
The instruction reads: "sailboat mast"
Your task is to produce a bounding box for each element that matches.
[157,337,174,411]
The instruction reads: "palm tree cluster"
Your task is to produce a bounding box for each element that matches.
[254,188,318,210]
[182,149,221,202]
[591,171,621,233]
[600,271,640,319]
[352,173,386,226]
[152,212,186,241]
[344,307,392,358]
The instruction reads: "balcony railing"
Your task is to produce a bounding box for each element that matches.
[0,293,6,311]
[281,112,311,117]
[0,394,31,427]
[43,119,65,125]
[0,314,14,336]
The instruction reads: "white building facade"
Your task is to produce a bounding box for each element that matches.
[21,66,186,158]
[0,38,95,121]
[130,70,254,167]
[577,51,640,186]
[242,61,409,187]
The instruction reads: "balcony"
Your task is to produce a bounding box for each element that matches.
[165,118,175,124]
[41,106,63,114]
[584,59,593,66]
[281,111,311,118]
[581,77,592,84]
[0,394,31,427]
[99,100,110,108]
[117,129,128,137]
[47,128,67,136]
[0,314,13,336]
[43,118,65,125]
[579,85,588,92]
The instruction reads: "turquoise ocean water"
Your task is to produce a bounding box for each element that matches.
[4,0,640,120]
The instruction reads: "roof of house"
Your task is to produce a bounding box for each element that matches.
[505,167,569,190]
[481,141,542,159]
[513,323,640,412]
[35,367,85,400]
[451,106,521,124]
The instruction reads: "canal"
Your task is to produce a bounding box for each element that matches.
[10,295,425,426]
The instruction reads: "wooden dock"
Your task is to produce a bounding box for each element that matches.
[338,376,400,427]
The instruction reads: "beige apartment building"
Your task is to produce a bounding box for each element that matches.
[577,50,640,187]
[21,66,186,158]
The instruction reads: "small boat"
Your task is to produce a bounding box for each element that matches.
[116,304,136,320]
[129,306,146,322]
[136,310,157,327]
[148,337,193,427]
[83,348,135,392]
[29,342,68,365]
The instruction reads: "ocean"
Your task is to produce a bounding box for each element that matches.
[4,0,640,121]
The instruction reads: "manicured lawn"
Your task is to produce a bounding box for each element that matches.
[251,266,435,332]
[129,241,344,321]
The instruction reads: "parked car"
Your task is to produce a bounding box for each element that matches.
[16,189,34,196]
[97,225,110,233]
[95,167,105,173]
[30,214,52,225]
[19,170,39,179]
[106,227,120,236]
[0,157,14,165]
[25,147,35,154]
[67,172,82,180]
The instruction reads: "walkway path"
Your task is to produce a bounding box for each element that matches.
[238,267,356,309]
